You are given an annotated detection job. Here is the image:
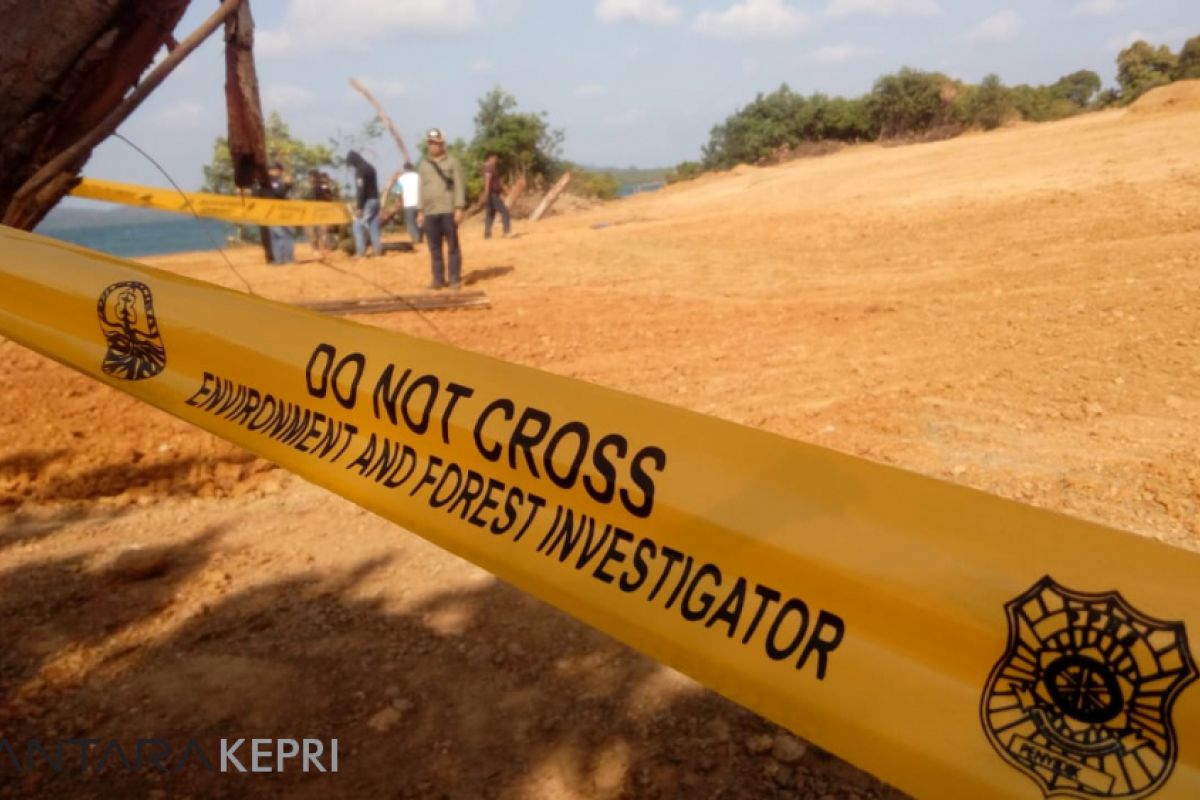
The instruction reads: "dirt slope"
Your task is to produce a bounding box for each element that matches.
[2,84,1199,798]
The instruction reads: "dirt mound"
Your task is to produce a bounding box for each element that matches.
[1126,79,1200,116]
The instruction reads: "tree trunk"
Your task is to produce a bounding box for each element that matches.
[0,0,192,230]
[224,0,268,190]
[530,172,572,222]
[504,175,527,211]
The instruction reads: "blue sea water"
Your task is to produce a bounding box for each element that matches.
[38,185,663,258]
[38,218,236,259]
[617,181,666,198]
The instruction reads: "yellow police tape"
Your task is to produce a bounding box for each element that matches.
[1,223,1198,799]
[69,178,352,226]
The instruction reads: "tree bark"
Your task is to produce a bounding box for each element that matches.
[224,0,268,190]
[0,0,193,230]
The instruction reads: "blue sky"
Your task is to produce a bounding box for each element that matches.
[84,0,1199,189]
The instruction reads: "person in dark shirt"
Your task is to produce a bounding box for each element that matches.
[481,152,511,239]
[262,161,295,265]
[345,150,382,258]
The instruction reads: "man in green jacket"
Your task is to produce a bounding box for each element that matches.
[416,128,467,290]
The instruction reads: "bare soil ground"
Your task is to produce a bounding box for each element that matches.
[2,83,1199,799]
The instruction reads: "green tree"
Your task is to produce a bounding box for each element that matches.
[201,111,335,193]
[1175,35,1200,80]
[1052,70,1102,107]
[966,74,1014,130]
[1117,41,1178,103]
[702,84,808,168]
[870,68,958,138]
[468,87,563,186]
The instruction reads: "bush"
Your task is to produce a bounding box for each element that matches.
[1176,35,1200,80]
[666,161,705,184]
[565,167,620,200]
[964,74,1015,130]
[1052,70,1102,107]
[870,68,960,138]
[1007,84,1080,122]
[1117,41,1178,103]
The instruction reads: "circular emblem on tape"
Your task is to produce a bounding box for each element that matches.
[981,576,1197,799]
[97,281,166,381]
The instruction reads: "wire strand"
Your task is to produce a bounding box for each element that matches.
[114,133,448,339]
[113,133,255,295]
[310,254,445,340]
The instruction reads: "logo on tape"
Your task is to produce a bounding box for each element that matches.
[981,576,1196,799]
[97,281,166,381]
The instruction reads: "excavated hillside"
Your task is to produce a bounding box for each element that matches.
[2,81,1199,799]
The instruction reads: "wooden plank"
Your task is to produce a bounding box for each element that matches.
[530,172,571,222]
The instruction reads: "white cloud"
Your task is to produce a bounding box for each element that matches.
[694,0,812,41]
[258,0,480,57]
[262,84,313,111]
[574,84,609,98]
[351,77,408,100]
[826,0,940,18]
[595,0,682,25]
[1070,0,1129,18]
[810,42,875,63]
[964,10,1022,44]
[152,102,204,128]
[469,58,495,74]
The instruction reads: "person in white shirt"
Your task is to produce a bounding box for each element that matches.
[397,162,422,245]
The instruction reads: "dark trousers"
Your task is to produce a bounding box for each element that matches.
[484,193,511,238]
[423,213,461,286]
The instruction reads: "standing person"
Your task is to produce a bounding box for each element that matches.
[346,150,382,259]
[398,162,422,245]
[416,129,467,290]
[307,169,335,257]
[481,152,511,239]
[263,161,294,265]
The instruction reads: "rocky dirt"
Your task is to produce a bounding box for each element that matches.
[2,83,1199,798]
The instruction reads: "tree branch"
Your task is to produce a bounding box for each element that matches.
[349,78,413,164]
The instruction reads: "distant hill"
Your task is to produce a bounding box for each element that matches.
[37,205,186,231]
[586,166,670,186]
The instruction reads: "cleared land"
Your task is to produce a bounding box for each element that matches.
[2,83,1199,799]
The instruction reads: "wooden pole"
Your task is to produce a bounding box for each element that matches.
[530,172,572,222]
[349,78,412,165]
[3,0,245,226]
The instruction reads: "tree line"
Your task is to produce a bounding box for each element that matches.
[202,89,620,204]
[669,33,1200,182]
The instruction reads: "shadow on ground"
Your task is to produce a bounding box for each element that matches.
[0,521,905,800]
[463,265,515,286]
[1,447,275,509]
